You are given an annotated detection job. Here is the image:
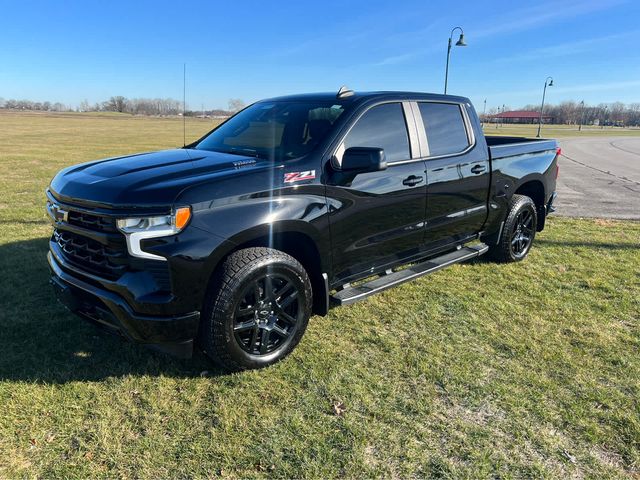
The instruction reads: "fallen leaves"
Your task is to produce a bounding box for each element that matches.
[332,401,346,416]
[562,449,577,464]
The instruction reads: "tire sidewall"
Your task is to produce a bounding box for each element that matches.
[505,197,537,262]
[212,253,312,369]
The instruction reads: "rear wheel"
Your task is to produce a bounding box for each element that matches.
[489,194,538,263]
[200,247,312,371]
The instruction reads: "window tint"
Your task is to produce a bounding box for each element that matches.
[196,102,345,161]
[342,103,410,163]
[418,102,470,157]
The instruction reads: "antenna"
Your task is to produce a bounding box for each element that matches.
[183,63,186,147]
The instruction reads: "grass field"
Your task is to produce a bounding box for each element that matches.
[0,111,639,478]
[483,122,640,138]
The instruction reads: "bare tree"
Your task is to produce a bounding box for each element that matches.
[228,98,246,113]
[106,96,128,113]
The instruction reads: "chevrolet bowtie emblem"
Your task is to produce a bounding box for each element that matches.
[50,203,69,223]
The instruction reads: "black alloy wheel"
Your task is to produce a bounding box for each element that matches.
[488,194,538,263]
[200,247,312,371]
[233,273,301,355]
[510,208,535,258]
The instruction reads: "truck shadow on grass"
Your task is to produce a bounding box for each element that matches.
[535,238,639,250]
[0,238,225,383]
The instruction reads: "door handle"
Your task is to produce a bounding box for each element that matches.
[402,175,424,187]
[470,164,486,174]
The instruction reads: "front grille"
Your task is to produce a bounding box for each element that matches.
[51,205,171,292]
[48,195,173,291]
[53,229,127,279]
[67,210,118,233]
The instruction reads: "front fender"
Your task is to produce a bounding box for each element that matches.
[189,188,332,277]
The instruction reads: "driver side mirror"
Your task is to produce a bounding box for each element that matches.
[340,147,387,173]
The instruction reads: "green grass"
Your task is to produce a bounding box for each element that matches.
[0,112,639,478]
[484,122,640,138]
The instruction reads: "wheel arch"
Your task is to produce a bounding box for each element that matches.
[514,178,546,231]
[203,222,330,317]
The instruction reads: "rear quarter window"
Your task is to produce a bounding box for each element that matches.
[418,102,470,157]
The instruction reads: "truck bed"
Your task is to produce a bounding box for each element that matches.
[486,136,558,160]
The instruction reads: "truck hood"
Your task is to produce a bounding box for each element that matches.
[49,148,265,209]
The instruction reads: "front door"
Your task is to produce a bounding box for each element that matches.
[325,102,427,284]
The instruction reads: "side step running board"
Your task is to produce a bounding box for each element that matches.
[330,243,489,306]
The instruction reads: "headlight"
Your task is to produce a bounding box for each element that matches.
[116,207,191,261]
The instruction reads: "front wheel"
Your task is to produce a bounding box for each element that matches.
[489,194,538,263]
[200,247,312,371]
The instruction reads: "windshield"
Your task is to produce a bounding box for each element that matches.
[194,101,345,161]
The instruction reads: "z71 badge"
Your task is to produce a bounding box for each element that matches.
[284,170,316,183]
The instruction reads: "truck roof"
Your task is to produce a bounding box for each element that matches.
[261,91,471,106]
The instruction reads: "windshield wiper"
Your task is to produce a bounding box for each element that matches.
[227,147,268,159]
[205,147,267,159]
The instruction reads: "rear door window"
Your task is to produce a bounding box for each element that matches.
[418,102,470,157]
[340,103,410,163]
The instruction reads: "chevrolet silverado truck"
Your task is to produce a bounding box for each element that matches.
[47,89,559,370]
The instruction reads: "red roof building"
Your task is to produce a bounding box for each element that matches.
[488,110,554,124]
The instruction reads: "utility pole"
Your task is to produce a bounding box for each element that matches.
[578,100,585,132]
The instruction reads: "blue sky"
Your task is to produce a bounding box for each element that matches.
[1,0,639,111]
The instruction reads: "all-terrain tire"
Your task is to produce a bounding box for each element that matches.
[200,247,312,371]
[489,194,538,263]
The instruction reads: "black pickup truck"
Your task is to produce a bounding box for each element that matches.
[47,89,559,370]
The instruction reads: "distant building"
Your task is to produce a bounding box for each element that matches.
[488,110,554,124]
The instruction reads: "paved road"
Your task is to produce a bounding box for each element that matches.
[555,136,640,219]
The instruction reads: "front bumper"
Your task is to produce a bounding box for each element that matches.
[48,251,200,358]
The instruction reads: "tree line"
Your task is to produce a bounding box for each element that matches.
[2,95,638,125]
[483,101,640,126]
[0,96,246,117]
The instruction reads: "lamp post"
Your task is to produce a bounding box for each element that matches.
[444,26,466,94]
[578,100,585,132]
[495,104,503,129]
[536,76,553,138]
[482,98,486,126]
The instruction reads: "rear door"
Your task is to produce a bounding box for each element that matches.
[325,102,427,284]
[414,101,490,249]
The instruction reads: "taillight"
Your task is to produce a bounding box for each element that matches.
[556,147,562,157]
[555,147,561,179]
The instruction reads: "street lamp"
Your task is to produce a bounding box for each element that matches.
[482,98,487,126]
[536,76,553,138]
[444,26,466,94]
